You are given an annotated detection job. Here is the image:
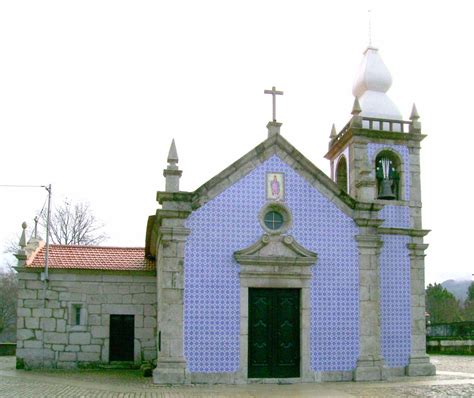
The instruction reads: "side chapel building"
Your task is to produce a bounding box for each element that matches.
[15,46,436,383]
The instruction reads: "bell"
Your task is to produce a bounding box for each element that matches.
[378,178,395,200]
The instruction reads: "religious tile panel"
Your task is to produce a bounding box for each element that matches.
[184,155,359,373]
[380,235,411,368]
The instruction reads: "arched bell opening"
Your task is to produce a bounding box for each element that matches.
[375,150,402,200]
[336,155,348,192]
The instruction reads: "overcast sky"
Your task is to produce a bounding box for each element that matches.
[1,1,472,285]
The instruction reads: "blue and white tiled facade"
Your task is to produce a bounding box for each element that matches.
[380,235,411,367]
[183,152,414,374]
[184,155,359,373]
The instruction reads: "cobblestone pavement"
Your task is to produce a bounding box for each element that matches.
[1,356,474,397]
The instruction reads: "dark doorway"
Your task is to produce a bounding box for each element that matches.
[109,314,134,362]
[248,288,300,378]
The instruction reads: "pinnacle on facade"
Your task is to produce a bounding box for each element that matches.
[351,97,362,115]
[410,103,420,120]
[167,139,179,167]
[330,123,337,139]
[164,138,182,192]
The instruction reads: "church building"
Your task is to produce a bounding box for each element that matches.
[15,46,436,383]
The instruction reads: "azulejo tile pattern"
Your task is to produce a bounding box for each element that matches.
[368,143,410,228]
[184,155,360,373]
[380,235,411,367]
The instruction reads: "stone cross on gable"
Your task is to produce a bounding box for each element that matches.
[264,86,284,122]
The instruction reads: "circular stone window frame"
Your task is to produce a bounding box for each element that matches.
[259,201,292,235]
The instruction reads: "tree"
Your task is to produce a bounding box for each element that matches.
[41,200,107,245]
[462,282,474,321]
[426,283,463,324]
[0,269,18,338]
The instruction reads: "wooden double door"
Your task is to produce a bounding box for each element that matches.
[109,314,134,362]
[248,288,300,378]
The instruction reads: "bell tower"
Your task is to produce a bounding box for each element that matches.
[325,46,435,378]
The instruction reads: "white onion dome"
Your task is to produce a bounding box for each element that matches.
[352,47,402,120]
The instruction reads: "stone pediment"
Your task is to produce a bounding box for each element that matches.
[234,234,317,267]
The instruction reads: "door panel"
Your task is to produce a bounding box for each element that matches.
[109,314,134,361]
[248,289,300,378]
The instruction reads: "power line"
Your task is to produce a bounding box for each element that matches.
[0,184,46,188]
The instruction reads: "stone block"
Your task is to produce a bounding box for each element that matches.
[35,330,43,340]
[41,318,56,332]
[59,352,77,362]
[25,317,40,329]
[162,289,183,304]
[122,294,132,304]
[91,326,108,339]
[103,284,119,294]
[70,332,91,345]
[17,329,35,340]
[57,319,66,333]
[33,308,52,318]
[87,294,107,304]
[18,289,37,299]
[106,294,123,304]
[65,345,80,352]
[81,344,101,353]
[88,304,101,314]
[17,308,31,317]
[136,327,154,339]
[144,316,156,328]
[45,290,59,300]
[52,344,65,351]
[89,314,101,326]
[44,332,68,344]
[17,272,40,280]
[144,305,156,316]
[91,338,103,344]
[102,275,134,283]
[24,340,43,348]
[144,348,157,361]
[77,352,100,362]
[46,300,61,309]
[102,304,143,315]
[23,299,43,308]
[17,317,24,329]
[145,285,156,293]
[130,285,144,293]
[133,293,156,305]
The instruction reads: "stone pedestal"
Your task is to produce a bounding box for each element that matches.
[406,355,436,376]
[353,357,385,381]
[153,358,187,384]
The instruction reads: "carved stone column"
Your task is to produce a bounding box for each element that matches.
[353,232,385,381]
[153,215,190,384]
[405,242,436,376]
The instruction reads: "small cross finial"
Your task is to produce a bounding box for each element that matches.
[264,86,284,122]
[34,216,38,238]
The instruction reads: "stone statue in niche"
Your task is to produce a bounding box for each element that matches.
[266,173,284,201]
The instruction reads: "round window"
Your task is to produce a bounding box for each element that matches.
[263,210,284,230]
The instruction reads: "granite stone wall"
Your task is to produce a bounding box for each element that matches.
[16,271,157,369]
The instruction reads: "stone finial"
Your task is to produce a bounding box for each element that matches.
[167,139,179,166]
[409,103,421,133]
[330,123,337,139]
[15,222,28,266]
[163,139,183,192]
[410,103,420,120]
[350,97,363,128]
[351,97,362,115]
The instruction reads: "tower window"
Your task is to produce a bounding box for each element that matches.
[375,151,401,200]
[336,156,348,192]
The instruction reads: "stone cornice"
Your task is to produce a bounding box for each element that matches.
[379,228,430,237]
[325,126,426,160]
[13,267,156,276]
[156,191,193,205]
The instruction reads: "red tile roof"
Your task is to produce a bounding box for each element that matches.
[27,245,155,271]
